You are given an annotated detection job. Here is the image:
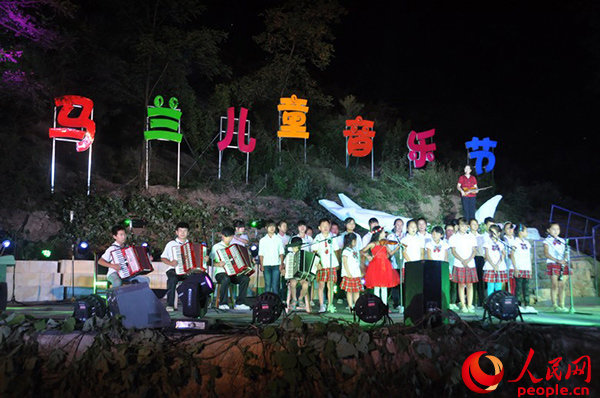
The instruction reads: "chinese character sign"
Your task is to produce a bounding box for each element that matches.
[407,129,436,168]
[277,94,309,139]
[344,116,375,157]
[144,95,182,143]
[48,95,96,152]
[466,136,497,174]
[217,107,255,153]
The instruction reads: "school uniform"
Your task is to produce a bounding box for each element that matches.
[544,236,570,276]
[278,233,291,246]
[513,237,533,305]
[160,238,189,307]
[482,239,508,283]
[400,234,424,262]
[210,241,250,306]
[292,234,313,251]
[340,247,363,293]
[425,240,450,262]
[471,231,487,305]
[259,234,285,294]
[101,241,150,288]
[503,235,517,295]
[448,232,478,283]
[417,231,432,248]
[231,233,249,247]
[312,232,339,282]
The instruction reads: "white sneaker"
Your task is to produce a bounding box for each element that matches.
[234,304,251,310]
[319,305,326,313]
[525,306,537,313]
[165,306,174,312]
[396,305,404,314]
[218,304,230,310]
[519,306,526,313]
[448,303,459,311]
[467,306,475,313]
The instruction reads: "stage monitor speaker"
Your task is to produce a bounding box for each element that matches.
[404,260,450,324]
[177,272,214,318]
[107,282,170,329]
[0,282,6,312]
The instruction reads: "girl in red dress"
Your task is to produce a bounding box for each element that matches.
[361,227,401,306]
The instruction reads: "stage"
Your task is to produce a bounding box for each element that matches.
[5,301,600,328]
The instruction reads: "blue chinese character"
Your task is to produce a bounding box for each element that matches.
[466,137,497,174]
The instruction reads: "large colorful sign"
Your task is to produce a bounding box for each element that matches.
[144,95,182,189]
[48,95,95,195]
[407,129,436,169]
[277,94,309,139]
[466,136,497,174]
[344,116,375,157]
[218,107,253,184]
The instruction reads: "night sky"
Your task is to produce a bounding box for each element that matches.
[206,0,600,206]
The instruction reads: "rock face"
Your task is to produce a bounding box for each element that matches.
[0,210,62,242]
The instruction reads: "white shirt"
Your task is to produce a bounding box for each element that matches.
[448,232,477,268]
[387,232,404,269]
[512,237,532,271]
[231,233,249,247]
[483,239,506,271]
[339,231,363,253]
[471,232,487,256]
[292,234,313,251]
[311,232,339,268]
[210,241,228,275]
[100,241,123,277]
[417,231,432,248]
[341,247,361,278]
[259,234,285,266]
[425,240,449,262]
[278,233,291,246]
[544,236,566,264]
[362,232,374,249]
[161,238,188,272]
[503,235,516,270]
[400,234,423,262]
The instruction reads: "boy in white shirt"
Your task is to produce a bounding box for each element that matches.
[277,220,291,246]
[361,217,380,251]
[259,220,285,295]
[159,222,192,311]
[449,218,478,313]
[425,226,449,262]
[312,218,340,313]
[231,219,250,247]
[210,226,250,310]
[469,218,487,308]
[510,224,536,313]
[292,220,313,251]
[98,225,150,289]
[387,218,405,310]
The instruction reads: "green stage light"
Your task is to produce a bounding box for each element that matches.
[124,219,132,227]
[41,249,52,258]
[250,220,261,228]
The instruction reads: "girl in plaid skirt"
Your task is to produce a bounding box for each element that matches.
[448,218,479,313]
[341,234,363,310]
[483,225,507,296]
[510,224,536,313]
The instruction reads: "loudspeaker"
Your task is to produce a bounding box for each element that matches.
[0,282,7,312]
[353,293,388,323]
[484,290,522,322]
[107,282,170,329]
[73,294,107,322]
[404,260,450,324]
[177,272,214,318]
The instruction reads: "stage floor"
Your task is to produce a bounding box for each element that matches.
[5,301,600,328]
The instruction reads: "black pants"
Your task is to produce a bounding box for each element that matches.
[215,273,249,305]
[450,280,458,304]
[514,277,530,306]
[390,269,402,307]
[166,269,187,307]
[474,256,486,306]
[461,196,476,220]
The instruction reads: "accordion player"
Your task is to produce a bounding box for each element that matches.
[110,246,154,280]
[215,244,255,276]
[172,242,208,275]
[284,249,318,281]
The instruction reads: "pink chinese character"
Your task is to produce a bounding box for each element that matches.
[217,107,255,153]
[407,129,436,168]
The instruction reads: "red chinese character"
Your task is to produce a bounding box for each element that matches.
[407,129,436,168]
[217,107,255,153]
[508,348,543,384]
[344,116,375,157]
[545,357,563,381]
[566,355,591,383]
[48,95,96,152]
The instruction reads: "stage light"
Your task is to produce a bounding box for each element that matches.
[483,290,523,323]
[75,240,91,259]
[249,244,259,257]
[252,292,285,324]
[79,241,89,250]
[41,249,52,258]
[124,219,132,227]
[2,240,10,248]
[250,219,262,229]
[353,293,390,324]
[141,242,149,247]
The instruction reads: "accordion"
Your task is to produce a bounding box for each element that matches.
[111,246,154,279]
[284,250,318,281]
[216,244,254,276]
[172,242,208,275]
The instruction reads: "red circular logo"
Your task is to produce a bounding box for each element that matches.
[462,351,504,393]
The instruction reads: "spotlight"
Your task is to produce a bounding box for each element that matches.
[124,219,132,227]
[41,249,52,258]
[79,241,89,250]
[2,240,10,248]
[124,218,146,228]
[249,244,259,257]
[353,293,390,324]
[250,219,262,229]
[141,242,149,247]
[252,292,284,324]
[483,290,523,323]
[75,240,91,259]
